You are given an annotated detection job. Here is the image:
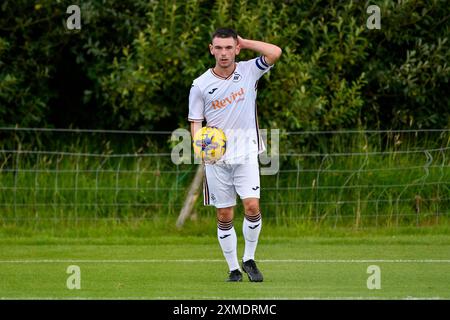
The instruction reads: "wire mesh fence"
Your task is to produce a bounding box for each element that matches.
[0,127,449,227]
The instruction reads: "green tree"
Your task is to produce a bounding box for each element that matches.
[0,0,448,131]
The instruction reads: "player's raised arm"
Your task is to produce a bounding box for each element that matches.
[237,36,282,66]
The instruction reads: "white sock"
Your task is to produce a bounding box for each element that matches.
[217,220,240,272]
[242,212,262,262]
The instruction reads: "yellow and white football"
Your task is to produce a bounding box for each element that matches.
[193,126,227,162]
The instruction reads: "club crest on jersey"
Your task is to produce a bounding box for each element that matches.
[232,73,242,82]
[211,87,245,110]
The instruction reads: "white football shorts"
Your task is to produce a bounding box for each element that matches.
[203,155,260,208]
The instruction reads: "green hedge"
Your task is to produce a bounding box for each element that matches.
[1,0,449,131]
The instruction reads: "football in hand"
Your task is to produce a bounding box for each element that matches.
[193,126,227,163]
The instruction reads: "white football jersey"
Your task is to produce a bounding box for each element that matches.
[188,56,273,163]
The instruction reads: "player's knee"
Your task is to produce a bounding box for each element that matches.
[244,200,260,216]
[217,207,233,222]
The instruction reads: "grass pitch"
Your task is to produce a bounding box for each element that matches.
[1,231,449,299]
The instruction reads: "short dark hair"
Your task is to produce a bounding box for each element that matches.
[211,28,238,42]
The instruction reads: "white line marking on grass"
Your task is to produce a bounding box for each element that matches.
[0,259,221,263]
[0,259,449,263]
[0,296,444,300]
[262,259,450,263]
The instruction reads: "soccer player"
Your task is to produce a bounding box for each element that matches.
[188,28,281,282]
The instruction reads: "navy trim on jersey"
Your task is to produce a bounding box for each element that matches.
[255,57,266,71]
[203,168,210,205]
[259,56,270,68]
[255,102,261,151]
[210,64,237,80]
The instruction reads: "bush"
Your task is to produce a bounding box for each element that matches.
[0,0,448,131]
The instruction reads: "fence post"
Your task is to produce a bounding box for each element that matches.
[176,164,204,229]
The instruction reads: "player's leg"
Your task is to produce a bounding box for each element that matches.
[240,197,263,282]
[216,206,242,281]
[204,163,241,281]
[234,157,264,282]
[242,197,262,263]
